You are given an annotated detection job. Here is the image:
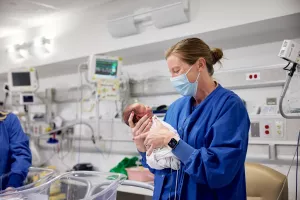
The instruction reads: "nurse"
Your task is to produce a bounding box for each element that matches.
[129,38,250,199]
[0,111,32,191]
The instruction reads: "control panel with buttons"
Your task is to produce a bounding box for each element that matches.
[250,116,286,140]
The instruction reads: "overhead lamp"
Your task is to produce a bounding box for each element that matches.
[6,43,30,59]
[151,0,189,29]
[18,48,29,58]
[6,37,53,61]
[106,0,190,38]
[107,15,139,38]
[34,37,52,54]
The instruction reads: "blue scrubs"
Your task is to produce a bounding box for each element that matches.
[140,84,250,199]
[0,113,32,190]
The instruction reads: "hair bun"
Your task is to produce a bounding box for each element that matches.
[211,48,223,65]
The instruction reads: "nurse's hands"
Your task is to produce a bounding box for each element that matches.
[134,118,176,156]
[129,112,152,152]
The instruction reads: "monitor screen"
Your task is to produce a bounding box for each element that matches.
[12,72,31,86]
[23,95,34,103]
[95,59,118,77]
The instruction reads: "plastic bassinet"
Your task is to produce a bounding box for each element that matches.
[0,167,55,191]
[0,171,126,200]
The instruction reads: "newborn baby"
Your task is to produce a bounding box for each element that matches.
[123,103,180,170]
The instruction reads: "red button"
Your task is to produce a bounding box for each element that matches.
[265,130,270,134]
[254,74,258,79]
[249,75,253,79]
[265,125,269,129]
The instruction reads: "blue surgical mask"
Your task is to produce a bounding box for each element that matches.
[170,66,200,96]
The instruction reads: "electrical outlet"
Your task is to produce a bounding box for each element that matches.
[246,72,261,80]
[274,120,284,138]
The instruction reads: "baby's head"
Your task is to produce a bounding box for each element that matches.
[123,103,153,126]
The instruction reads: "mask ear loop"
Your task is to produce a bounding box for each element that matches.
[185,65,194,75]
[195,72,200,82]
[187,64,201,84]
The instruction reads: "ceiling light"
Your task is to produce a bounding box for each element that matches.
[34,37,52,54]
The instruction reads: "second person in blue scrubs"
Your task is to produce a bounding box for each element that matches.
[129,38,250,200]
[0,112,32,191]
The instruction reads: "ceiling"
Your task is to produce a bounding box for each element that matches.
[0,0,115,38]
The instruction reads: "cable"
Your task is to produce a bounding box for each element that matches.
[276,131,300,200]
[296,131,300,200]
[77,65,84,164]
[283,62,291,71]
[82,95,95,112]
[107,118,114,157]
[92,118,114,159]
[57,142,72,170]
[279,63,299,119]
[39,152,56,167]
[3,93,8,110]
[35,93,46,104]
[57,136,71,160]
[101,100,123,158]
[114,100,120,118]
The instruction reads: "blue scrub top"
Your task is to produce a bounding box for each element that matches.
[0,113,32,190]
[140,84,250,200]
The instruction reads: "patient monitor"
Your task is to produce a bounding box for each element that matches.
[8,68,38,92]
[88,55,121,82]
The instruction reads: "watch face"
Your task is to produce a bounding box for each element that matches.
[168,138,178,149]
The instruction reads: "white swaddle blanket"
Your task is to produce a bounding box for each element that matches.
[146,116,180,170]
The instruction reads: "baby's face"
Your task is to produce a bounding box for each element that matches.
[132,103,153,121]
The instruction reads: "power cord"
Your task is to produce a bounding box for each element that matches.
[283,62,291,71]
[77,65,84,164]
[2,83,9,110]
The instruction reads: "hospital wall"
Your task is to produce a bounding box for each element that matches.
[1,38,295,199]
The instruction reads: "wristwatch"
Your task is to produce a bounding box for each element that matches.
[168,136,180,150]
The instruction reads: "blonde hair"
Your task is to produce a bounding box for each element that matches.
[165,38,223,76]
[0,111,8,121]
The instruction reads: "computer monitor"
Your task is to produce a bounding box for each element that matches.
[20,93,35,105]
[8,68,38,92]
[88,55,121,82]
